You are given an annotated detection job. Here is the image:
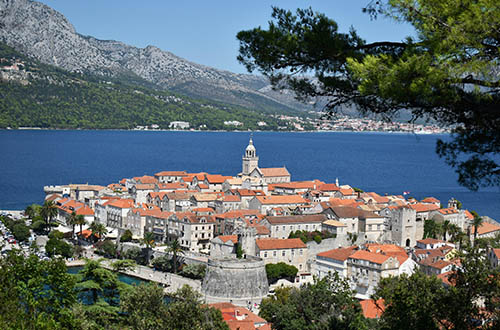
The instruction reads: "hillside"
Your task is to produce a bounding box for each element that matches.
[0,42,296,130]
[0,0,312,114]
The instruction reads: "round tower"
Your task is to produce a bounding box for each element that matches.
[242,136,259,175]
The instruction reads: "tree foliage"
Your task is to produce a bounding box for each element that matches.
[237,1,500,190]
[265,262,298,284]
[259,272,368,329]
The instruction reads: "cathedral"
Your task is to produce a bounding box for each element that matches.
[239,137,291,184]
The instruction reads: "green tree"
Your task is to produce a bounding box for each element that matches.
[74,214,86,244]
[45,237,74,258]
[67,211,78,240]
[167,238,184,274]
[259,272,368,329]
[12,222,30,242]
[442,220,451,241]
[165,285,229,330]
[31,219,46,235]
[120,229,133,242]
[24,203,41,219]
[120,283,169,330]
[152,255,171,272]
[180,264,207,280]
[142,231,156,265]
[40,200,58,233]
[89,222,107,242]
[373,271,447,330]
[111,259,136,273]
[265,262,298,284]
[423,219,442,239]
[472,212,484,245]
[0,251,78,329]
[237,1,500,190]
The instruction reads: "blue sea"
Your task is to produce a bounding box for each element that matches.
[0,130,498,220]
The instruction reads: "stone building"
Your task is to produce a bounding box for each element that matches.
[260,214,327,239]
[255,238,308,272]
[381,206,423,247]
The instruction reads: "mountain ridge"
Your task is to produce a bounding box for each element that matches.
[0,0,310,113]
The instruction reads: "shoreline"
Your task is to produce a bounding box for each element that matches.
[1,127,449,135]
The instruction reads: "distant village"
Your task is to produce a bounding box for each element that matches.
[42,137,499,321]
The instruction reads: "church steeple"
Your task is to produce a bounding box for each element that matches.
[242,135,259,175]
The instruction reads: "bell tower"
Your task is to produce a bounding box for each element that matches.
[242,136,259,175]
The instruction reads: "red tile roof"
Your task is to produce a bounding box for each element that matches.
[422,197,440,204]
[473,222,500,236]
[133,175,158,184]
[255,195,307,205]
[492,248,500,259]
[259,167,290,177]
[107,199,135,209]
[417,238,445,245]
[409,203,440,213]
[154,170,188,177]
[256,238,306,250]
[318,183,340,192]
[360,299,385,319]
[317,246,358,261]
[216,235,238,244]
[464,210,474,220]
[349,250,391,264]
[438,207,459,215]
[265,214,327,224]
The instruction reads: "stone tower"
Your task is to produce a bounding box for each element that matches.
[242,136,259,175]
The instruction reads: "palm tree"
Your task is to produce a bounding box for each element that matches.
[168,238,184,274]
[442,220,451,241]
[67,211,78,240]
[24,203,40,219]
[89,222,107,242]
[40,200,58,233]
[74,214,86,244]
[472,213,484,246]
[142,231,156,265]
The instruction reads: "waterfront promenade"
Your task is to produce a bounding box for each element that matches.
[66,251,201,294]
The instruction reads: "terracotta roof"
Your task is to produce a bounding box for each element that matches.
[409,203,440,213]
[259,167,290,177]
[473,222,500,236]
[166,192,192,200]
[216,235,238,244]
[362,192,390,204]
[256,238,306,250]
[273,180,324,190]
[76,205,94,216]
[192,193,218,202]
[323,219,347,227]
[265,214,326,224]
[317,246,357,261]
[193,207,215,213]
[437,271,455,286]
[330,206,383,219]
[226,320,255,330]
[360,299,385,319]
[107,199,135,209]
[464,210,474,220]
[327,198,360,207]
[492,248,500,259]
[133,175,158,184]
[135,183,156,190]
[157,182,188,190]
[438,207,459,215]
[46,193,61,201]
[217,209,262,219]
[255,195,307,205]
[349,250,392,264]
[339,188,355,196]
[422,197,440,204]
[429,259,452,270]
[205,174,232,184]
[75,184,106,191]
[365,244,407,258]
[417,238,445,245]
[197,183,209,189]
[221,195,241,202]
[254,225,271,235]
[154,170,188,177]
[318,183,340,192]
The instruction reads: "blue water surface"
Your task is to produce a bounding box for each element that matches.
[0,130,498,219]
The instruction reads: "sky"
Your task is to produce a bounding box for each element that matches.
[38,0,415,74]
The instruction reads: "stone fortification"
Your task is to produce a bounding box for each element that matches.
[202,256,268,306]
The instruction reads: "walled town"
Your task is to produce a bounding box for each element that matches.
[34,137,500,326]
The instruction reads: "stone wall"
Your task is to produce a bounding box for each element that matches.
[202,256,268,306]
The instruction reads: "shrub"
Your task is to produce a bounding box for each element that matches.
[120,229,133,242]
[265,262,298,284]
[12,223,30,242]
[45,238,73,258]
[180,264,206,280]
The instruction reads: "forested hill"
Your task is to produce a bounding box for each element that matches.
[0,42,296,130]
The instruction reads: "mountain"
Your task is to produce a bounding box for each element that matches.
[0,0,311,113]
[0,41,297,130]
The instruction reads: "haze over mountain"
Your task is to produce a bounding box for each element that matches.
[0,0,311,113]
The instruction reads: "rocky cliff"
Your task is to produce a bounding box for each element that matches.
[0,0,308,112]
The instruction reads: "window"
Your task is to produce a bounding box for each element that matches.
[283,226,285,231]
[282,251,286,257]
[264,252,268,258]
[273,251,277,257]
[195,226,198,231]
[299,249,303,255]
